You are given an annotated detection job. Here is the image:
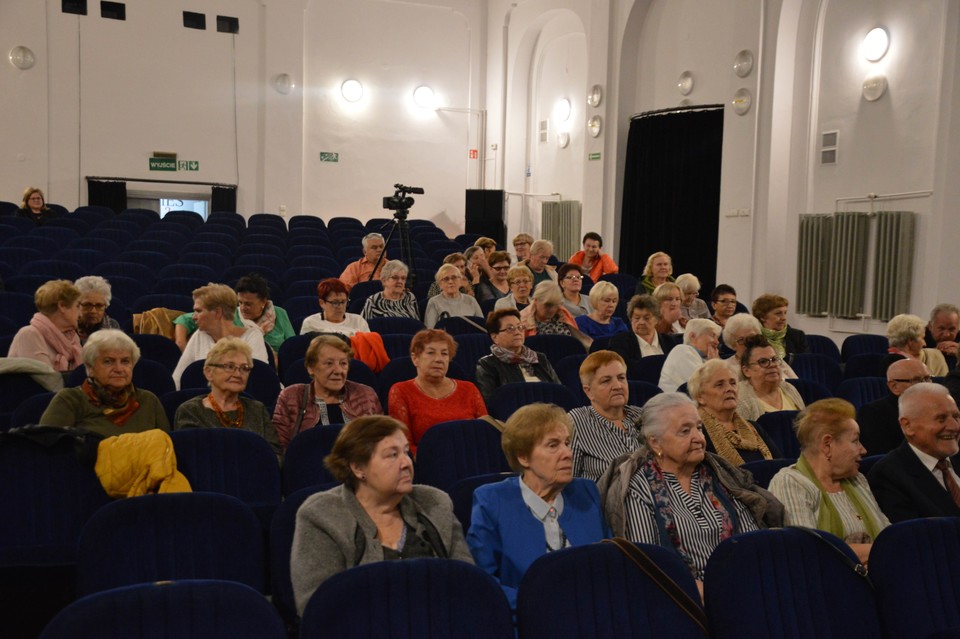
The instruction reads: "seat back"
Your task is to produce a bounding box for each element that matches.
[487,382,579,421]
[449,471,515,532]
[282,424,344,495]
[805,334,841,362]
[841,334,889,361]
[269,485,328,622]
[301,558,513,639]
[837,377,888,411]
[843,353,886,379]
[517,542,705,639]
[704,528,881,639]
[131,334,183,372]
[785,378,833,404]
[9,391,56,429]
[365,315,424,335]
[754,410,802,459]
[76,492,266,595]
[525,334,587,363]
[790,353,843,393]
[627,354,667,384]
[739,457,794,489]
[38,579,287,639]
[414,419,511,492]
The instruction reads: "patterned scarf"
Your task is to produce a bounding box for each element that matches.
[761,326,787,359]
[82,377,141,426]
[640,450,736,575]
[698,407,773,467]
[29,312,83,372]
[254,301,277,336]
[490,344,539,365]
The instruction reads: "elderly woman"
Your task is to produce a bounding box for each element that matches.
[521,239,557,288]
[658,318,721,393]
[423,264,483,329]
[300,278,370,336]
[520,281,578,338]
[610,392,783,584]
[290,415,474,616]
[172,284,270,390]
[17,186,56,225]
[575,281,627,339]
[752,294,807,360]
[360,260,419,320]
[737,335,805,421]
[493,265,534,311]
[676,273,710,325]
[610,294,675,363]
[273,335,381,451]
[476,309,561,404]
[464,245,490,289]
[512,233,534,263]
[9,279,83,372]
[557,263,592,318]
[475,251,512,303]
[710,284,739,328]
[722,313,798,380]
[468,403,609,607]
[569,351,644,481]
[39,329,169,437]
[74,276,121,344]
[769,399,889,563]
[388,329,487,454]
[173,337,279,456]
[235,273,295,355]
[636,251,675,295]
[653,282,684,335]
[688,359,780,466]
[885,313,949,376]
[426,253,473,299]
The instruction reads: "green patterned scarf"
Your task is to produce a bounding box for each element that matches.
[794,454,882,541]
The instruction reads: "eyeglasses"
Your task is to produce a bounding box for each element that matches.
[387,275,407,282]
[208,363,253,374]
[80,303,107,311]
[440,276,461,283]
[497,324,524,334]
[892,375,933,384]
[492,265,511,272]
[513,242,530,248]
[510,279,532,285]
[714,298,737,305]
[748,357,782,369]
[322,299,349,307]
[563,275,583,281]
[735,335,757,345]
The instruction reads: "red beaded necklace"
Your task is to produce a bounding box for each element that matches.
[207,393,245,428]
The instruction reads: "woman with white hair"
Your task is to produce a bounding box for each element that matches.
[519,281,578,337]
[360,260,420,320]
[608,392,783,585]
[885,313,949,376]
[423,263,483,328]
[635,251,675,295]
[722,313,797,379]
[74,275,121,344]
[575,281,628,339]
[675,273,710,324]
[658,318,721,393]
[40,329,169,437]
[520,239,557,288]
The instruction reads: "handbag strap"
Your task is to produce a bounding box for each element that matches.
[602,538,708,635]
[788,526,873,586]
[293,383,311,437]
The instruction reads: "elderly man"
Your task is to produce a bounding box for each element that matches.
[858,359,932,455]
[925,303,959,368]
[521,239,557,288]
[868,383,960,522]
[338,233,385,290]
[567,232,618,283]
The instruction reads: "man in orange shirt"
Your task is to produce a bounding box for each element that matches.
[567,232,618,283]
[339,233,386,290]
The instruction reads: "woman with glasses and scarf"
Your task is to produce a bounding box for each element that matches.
[174,337,280,458]
[475,309,561,405]
[737,335,805,422]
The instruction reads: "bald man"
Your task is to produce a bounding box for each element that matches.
[868,383,960,522]
[857,359,932,455]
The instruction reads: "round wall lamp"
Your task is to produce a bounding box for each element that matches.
[413,85,436,109]
[557,132,570,149]
[272,73,294,95]
[586,84,603,108]
[678,71,694,96]
[9,45,35,70]
[553,98,572,124]
[341,79,364,103]
[862,73,888,101]
[587,115,602,138]
[861,27,889,62]
[733,50,754,78]
[731,88,752,115]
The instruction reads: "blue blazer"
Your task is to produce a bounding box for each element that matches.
[467,476,610,608]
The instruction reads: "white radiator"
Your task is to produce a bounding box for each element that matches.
[541,200,582,261]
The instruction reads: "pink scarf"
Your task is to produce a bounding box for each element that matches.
[30,312,83,372]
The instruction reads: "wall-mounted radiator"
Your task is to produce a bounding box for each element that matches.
[541,200,582,261]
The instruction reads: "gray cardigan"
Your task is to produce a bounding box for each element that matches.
[290,484,474,616]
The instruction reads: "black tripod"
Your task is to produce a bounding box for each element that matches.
[369,184,424,288]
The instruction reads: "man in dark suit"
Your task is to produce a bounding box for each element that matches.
[925,303,959,370]
[868,383,960,522]
[858,359,931,455]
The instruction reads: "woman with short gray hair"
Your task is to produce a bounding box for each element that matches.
[886,313,948,376]
[423,263,482,328]
[360,260,420,320]
[75,275,121,343]
[658,318,721,393]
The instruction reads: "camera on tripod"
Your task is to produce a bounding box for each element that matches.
[382,183,424,214]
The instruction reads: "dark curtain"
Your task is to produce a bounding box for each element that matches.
[618,106,724,295]
[211,185,237,213]
[86,179,127,214]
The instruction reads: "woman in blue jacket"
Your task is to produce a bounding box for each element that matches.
[467,403,610,608]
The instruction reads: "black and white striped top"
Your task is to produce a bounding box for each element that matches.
[360,291,420,320]
[623,467,761,579]
[569,405,644,482]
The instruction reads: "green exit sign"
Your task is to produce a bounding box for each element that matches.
[588,152,601,161]
[149,157,177,171]
[320,152,339,163]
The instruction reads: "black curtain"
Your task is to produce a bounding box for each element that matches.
[619,106,724,295]
[87,179,127,214]
[211,185,237,213]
